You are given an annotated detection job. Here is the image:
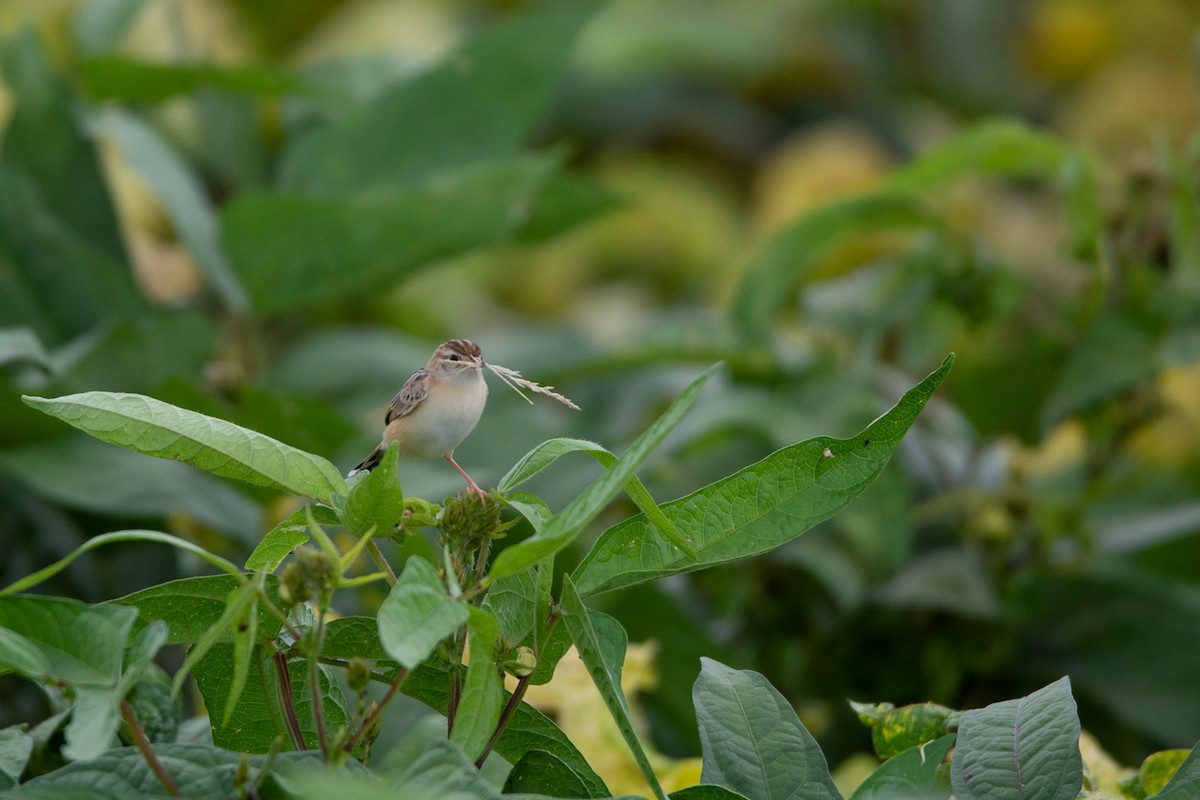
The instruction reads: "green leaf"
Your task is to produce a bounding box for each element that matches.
[0,596,139,760]
[224,575,264,725]
[0,435,263,539]
[481,569,540,650]
[950,677,1081,800]
[572,355,954,595]
[850,735,955,800]
[730,194,932,340]
[671,787,752,800]
[90,108,248,312]
[0,326,49,369]
[491,364,720,581]
[72,0,147,55]
[391,660,609,797]
[21,391,347,502]
[377,557,468,669]
[694,657,841,800]
[172,579,260,696]
[500,437,695,558]
[192,643,348,753]
[560,575,667,800]
[2,530,243,597]
[278,7,595,191]
[882,117,1070,193]
[1151,744,1200,800]
[110,574,282,644]
[449,607,504,761]
[339,442,404,537]
[9,743,330,799]
[81,56,302,103]
[1039,316,1159,430]
[225,157,607,313]
[0,727,33,789]
[504,749,604,798]
[245,509,311,572]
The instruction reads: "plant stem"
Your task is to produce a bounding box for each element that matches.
[344,667,409,754]
[120,699,181,797]
[367,540,398,586]
[273,651,306,751]
[474,675,530,768]
[472,537,492,586]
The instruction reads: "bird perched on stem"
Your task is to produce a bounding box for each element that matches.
[352,339,489,501]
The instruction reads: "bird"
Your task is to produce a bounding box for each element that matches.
[352,339,489,501]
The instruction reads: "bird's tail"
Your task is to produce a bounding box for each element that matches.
[351,445,384,475]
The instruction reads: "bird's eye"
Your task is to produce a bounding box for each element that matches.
[447,353,461,361]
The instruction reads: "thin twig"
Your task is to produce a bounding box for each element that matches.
[366,539,398,586]
[344,667,409,754]
[475,675,531,768]
[447,668,462,736]
[120,699,181,797]
[273,651,306,751]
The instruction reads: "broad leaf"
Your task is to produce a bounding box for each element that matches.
[376,556,468,669]
[22,391,346,502]
[694,658,841,800]
[225,157,610,313]
[339,443,404,537]
[0,727,33,789]
[192,643,349,753]
[110,574,281,644]
[504,749,604,798]
[278,7,595,191]
[490,364,719,580]
[850,734,955,800]
[671,787,752,800]
[950,677,1081,800]
[0,596,139,760]
[245,510,311,572]
[1153,744,1200,800]
[572,355,953,595]
[560,576,667,800]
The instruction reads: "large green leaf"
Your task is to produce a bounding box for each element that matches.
[504,749,605,798]
[490,364,719,580]
[560,576,667,800]
[1154,744,1200,800]
[278,7,595,191]
[0,596,142,760]
[192,643,349,753]
[7,743,331,799]
[572,355,953,595]
[694,658,841,800]
[22,391,346,502]
[338,443,404,538]
[950,677,1081,800]
[224,157,611,313]
[109,574,281,644]
[376,556,468,669]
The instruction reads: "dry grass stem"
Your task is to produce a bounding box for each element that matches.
[483,363,581,410]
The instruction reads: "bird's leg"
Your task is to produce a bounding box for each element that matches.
[446,452,488,503]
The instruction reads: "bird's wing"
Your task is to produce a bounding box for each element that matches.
[384,369,429,423]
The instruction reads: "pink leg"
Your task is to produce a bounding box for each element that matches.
[446,452,488,503]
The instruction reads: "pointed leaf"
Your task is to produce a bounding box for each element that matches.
[573,355,953,595]
[110,574,282,644]
[245,510,311,572]
[694,657,841,800]
[339,442,404,537]
[491,364,719,580]
[1153,744,1200,800]
[560,575,667,800]
[22,392,346,502]
[449,607,504,761]
[377,557,468,669]
[500,437,695,558]
[850,734,955,800]
[950,677,1081,800]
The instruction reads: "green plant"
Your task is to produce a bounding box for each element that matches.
[0,355,963,797]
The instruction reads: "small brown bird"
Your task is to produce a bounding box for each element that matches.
[352,339,489,500]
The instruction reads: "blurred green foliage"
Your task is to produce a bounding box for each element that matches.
[1,0,1199,787]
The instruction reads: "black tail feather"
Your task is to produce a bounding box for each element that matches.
[352,446,384,474]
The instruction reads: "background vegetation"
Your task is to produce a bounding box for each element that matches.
[1,0,1199,795]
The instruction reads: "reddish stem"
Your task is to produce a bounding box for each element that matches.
[120,699,181,797]
[274,651,307,751]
